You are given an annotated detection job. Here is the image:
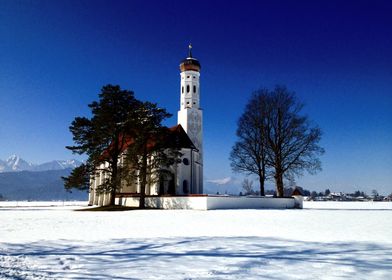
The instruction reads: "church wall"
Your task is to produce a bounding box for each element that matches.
[115,195,302,210]
[90,152,178,206]
[176,148,199,195]
[88,177,95,205]
[93,176,99,205]
[206,196,297,210]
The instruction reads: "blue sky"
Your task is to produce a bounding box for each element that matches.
[1,0,391,194]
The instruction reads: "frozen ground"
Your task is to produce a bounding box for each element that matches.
[1,201,391,279]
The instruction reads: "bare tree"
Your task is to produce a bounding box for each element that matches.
[230,90,270,196]
[265,86,324,196]
[231,86,324,197]
[241,178,254,195]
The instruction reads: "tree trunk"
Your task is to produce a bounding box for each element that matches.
[275,173,284,197]
[110,159,118,206]
[258,170,265,196]
[110,185,116,205]
[139,143,147,209]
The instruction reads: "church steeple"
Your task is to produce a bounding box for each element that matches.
[177,44,203,194]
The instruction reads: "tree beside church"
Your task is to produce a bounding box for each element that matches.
[64,85,144,205]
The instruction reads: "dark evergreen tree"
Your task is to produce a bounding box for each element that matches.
[63,84,142,205]
[62,164,90,192]
[123,102,175,208]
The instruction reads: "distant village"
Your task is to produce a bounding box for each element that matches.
[304,189,392,202]
[239,186,392,202]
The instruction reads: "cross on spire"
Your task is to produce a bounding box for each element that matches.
[188,43,192,58]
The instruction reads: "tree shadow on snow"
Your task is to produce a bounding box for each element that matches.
[1,237,392,279]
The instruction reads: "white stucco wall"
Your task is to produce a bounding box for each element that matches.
[149,196,207,210]
[206,196,296,209]
[115,195,303,210]
[116,196,207,210]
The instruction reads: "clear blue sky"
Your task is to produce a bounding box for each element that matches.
[1,0,391,194]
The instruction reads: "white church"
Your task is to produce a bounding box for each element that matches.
[88,45,303,210]
[88,45,204,206]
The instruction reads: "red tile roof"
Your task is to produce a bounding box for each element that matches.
[101,124,196,159]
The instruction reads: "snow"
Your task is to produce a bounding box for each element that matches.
[4,155,33,172]
[1,202,392,279]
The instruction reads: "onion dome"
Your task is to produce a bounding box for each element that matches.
[180,44,201,72]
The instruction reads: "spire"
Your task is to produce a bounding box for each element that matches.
[188,43,192,58]
[180,43,200,72]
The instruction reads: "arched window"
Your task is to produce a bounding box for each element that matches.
[193,85,196,93]
[182,86,184,93]
[183,180,189,194]
[186,85,190,93]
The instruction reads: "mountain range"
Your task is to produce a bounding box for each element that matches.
[0,155,86,201]
[0,169,88,201]
[0,155,82,173]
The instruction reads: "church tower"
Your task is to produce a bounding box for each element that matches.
[178,44,203,194]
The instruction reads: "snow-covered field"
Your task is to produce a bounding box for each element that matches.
[1,201,391,279]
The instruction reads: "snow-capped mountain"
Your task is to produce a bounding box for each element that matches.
[0,155,82,173]
[32,160,81,172]
[5,155,35,172]
[0,160,7,172]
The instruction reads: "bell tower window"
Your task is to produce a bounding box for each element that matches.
[193,85,196,93]
[186,85,190,93]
